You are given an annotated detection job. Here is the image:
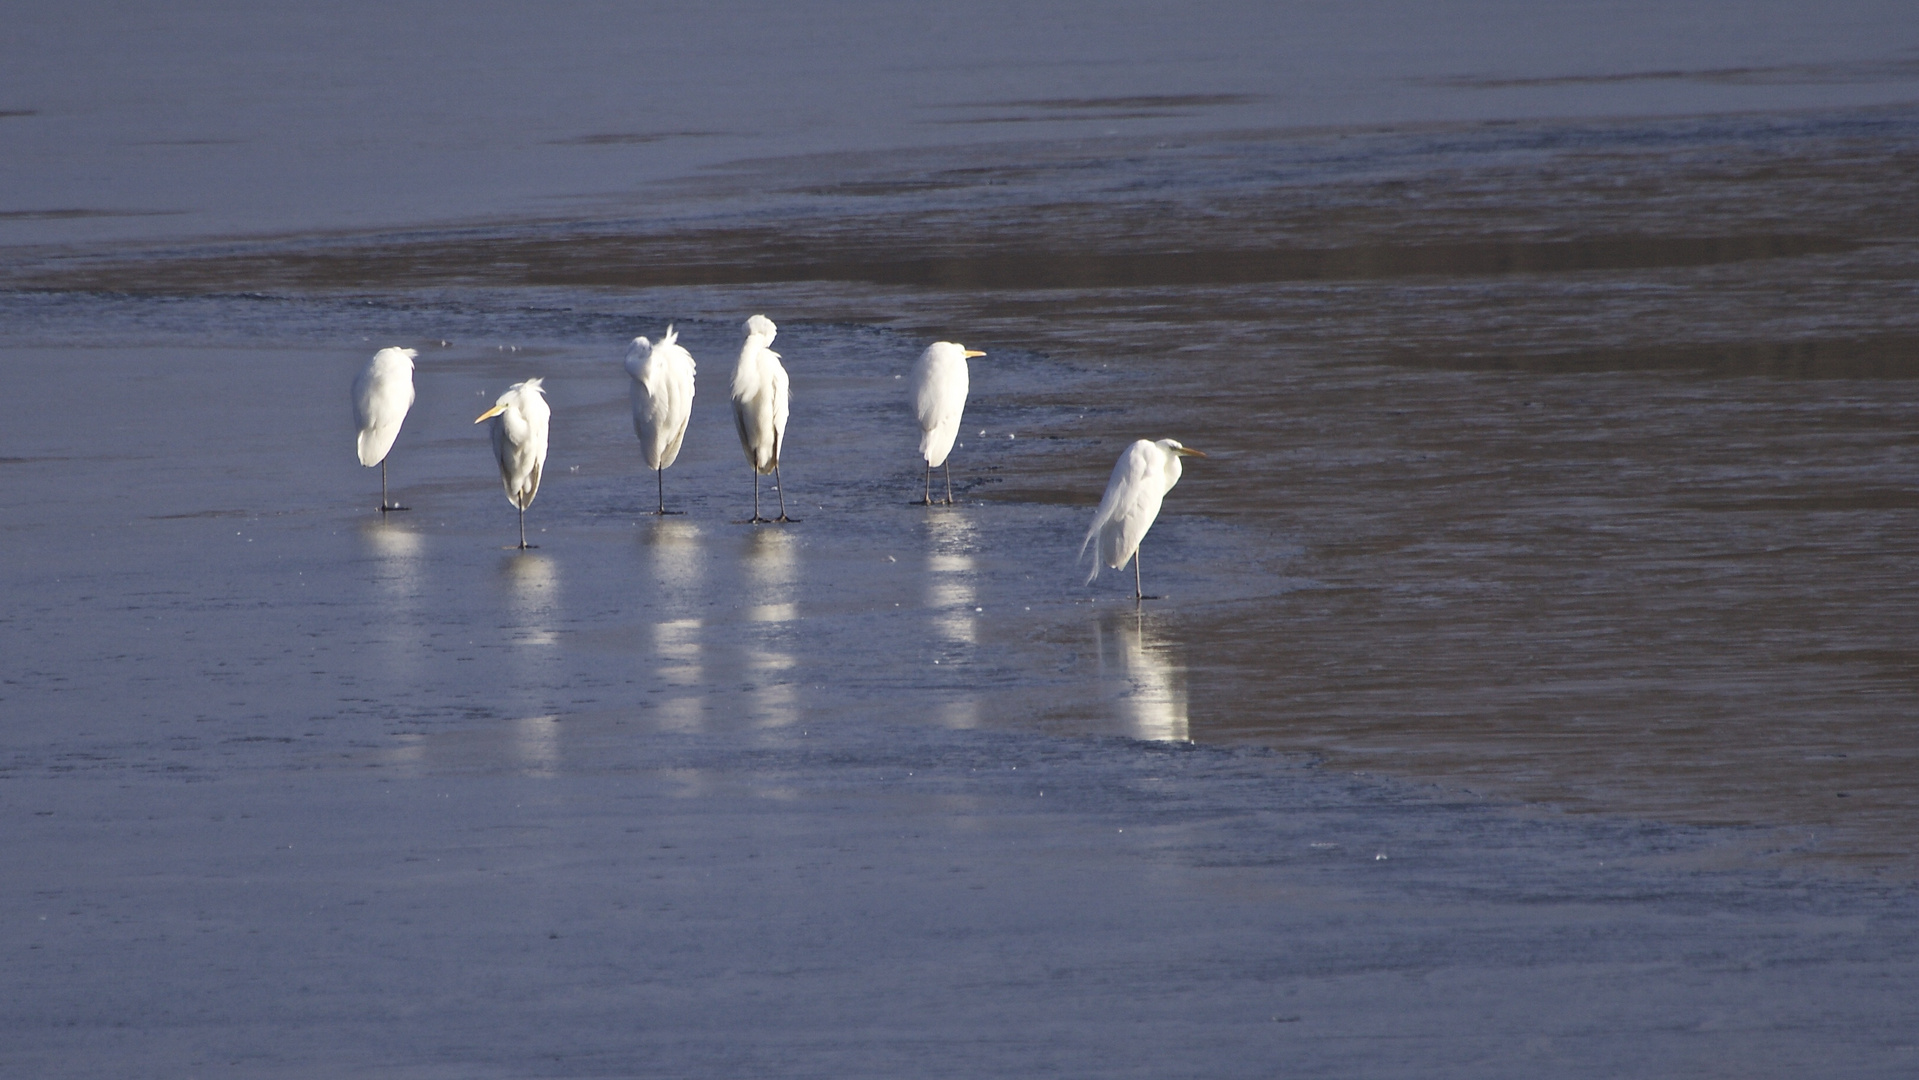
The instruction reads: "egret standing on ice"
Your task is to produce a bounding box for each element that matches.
[625,327,696,514]
[1081,438,1206,600]
[351,346,417,512]
[730,314,796,523]
[474,379,550,549]
[910,341,986,505]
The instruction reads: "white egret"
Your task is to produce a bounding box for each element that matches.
[351,346,417,512]
[730,314,796,523]
[911,341,986,505]
[474,379,550,549]
[1080,438,1206,600]
[624,326,696,514]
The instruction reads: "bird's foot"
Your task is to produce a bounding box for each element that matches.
[510,543,540,550]
[651,508,686,516]
[741,516,773,525]
[380,503,410,512]
[773,515,801,524]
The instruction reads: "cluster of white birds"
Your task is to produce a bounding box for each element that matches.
[353,315,1203,596]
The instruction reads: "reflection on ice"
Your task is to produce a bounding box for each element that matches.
[743,527,800,728]
[1096,612,1191,742]
[924,513,980,647]
[654,617,703,686]
[503,553,560,647]
[644,521,707,730]
[514,714,561,777]
[939,697,981,730]
[360,518,423,565]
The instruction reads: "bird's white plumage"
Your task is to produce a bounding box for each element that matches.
[731,314,788,475]
[911,342,972,469]
[625,327,696,470]
[1080,438,1198,584]
[480,379,550,510]
[352,347,417,466]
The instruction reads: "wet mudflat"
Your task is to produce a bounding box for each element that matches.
[8,4,1919,1076]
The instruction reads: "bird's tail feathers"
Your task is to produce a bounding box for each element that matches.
[1078,523,1103,584]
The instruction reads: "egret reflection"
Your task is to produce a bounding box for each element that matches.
[358,519,427,687]
[1095,611,1191,742]
[502,552,561,647]
[642,519,708,729]
[924,512,981,648]
[514,714,562,777]
[742,527,800,727]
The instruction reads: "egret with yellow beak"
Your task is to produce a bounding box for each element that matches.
[910,341,986,505]
[474,378,550,549]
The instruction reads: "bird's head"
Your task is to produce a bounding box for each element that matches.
[744,314,777,343]
[1159,439,1206,458]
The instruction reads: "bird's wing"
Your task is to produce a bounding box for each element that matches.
[913,353,967,431]
[353,366,414,465]
[1080,441,1164,580]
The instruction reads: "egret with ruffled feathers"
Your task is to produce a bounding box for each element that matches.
[1081,438,1206,600]
[625,327,696,514]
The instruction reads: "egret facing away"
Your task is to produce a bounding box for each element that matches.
[1081,438,1206,600]
[351,346,417,512]
[474,379,550,549]
[625,326,696,514]
[730,314,796,524]
[911,341,986,505]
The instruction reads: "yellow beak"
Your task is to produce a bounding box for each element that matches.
[474,404,507,423]
[1175,446,1207,457]
[963,349,986,358]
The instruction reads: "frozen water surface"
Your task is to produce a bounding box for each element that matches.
[6,4,1919,1076]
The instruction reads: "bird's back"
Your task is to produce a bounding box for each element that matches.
[912,344,969,467]
[629,333,696,469]
[732,326,788,473]
[352,348,417,466]
[491,380,550,508]
[1082,439,1173,577]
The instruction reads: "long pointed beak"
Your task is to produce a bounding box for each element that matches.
[1175,447,1207,457]
[963,349,987,358]
[474,404,507,423]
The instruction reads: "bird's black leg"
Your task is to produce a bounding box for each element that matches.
[922,466,932,506]
[654,467,682,516]
[748,471,768,524]
[518,506,527,549]
[772,462,798,523]
[770,432,798,523]
[943,461,953,505]
[379,459,408,512]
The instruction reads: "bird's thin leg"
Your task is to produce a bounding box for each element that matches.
[1134,552,1144,602]
[943,461,953,505]
[656,467,666,515]
[923,466,932,506]
[379,459,408,512]
[773,462,796,523]
[518,505,527,549]
[750,471,765,523]
[771,431,798,523]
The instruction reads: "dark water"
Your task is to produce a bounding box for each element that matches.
[7,6,1919,1075]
